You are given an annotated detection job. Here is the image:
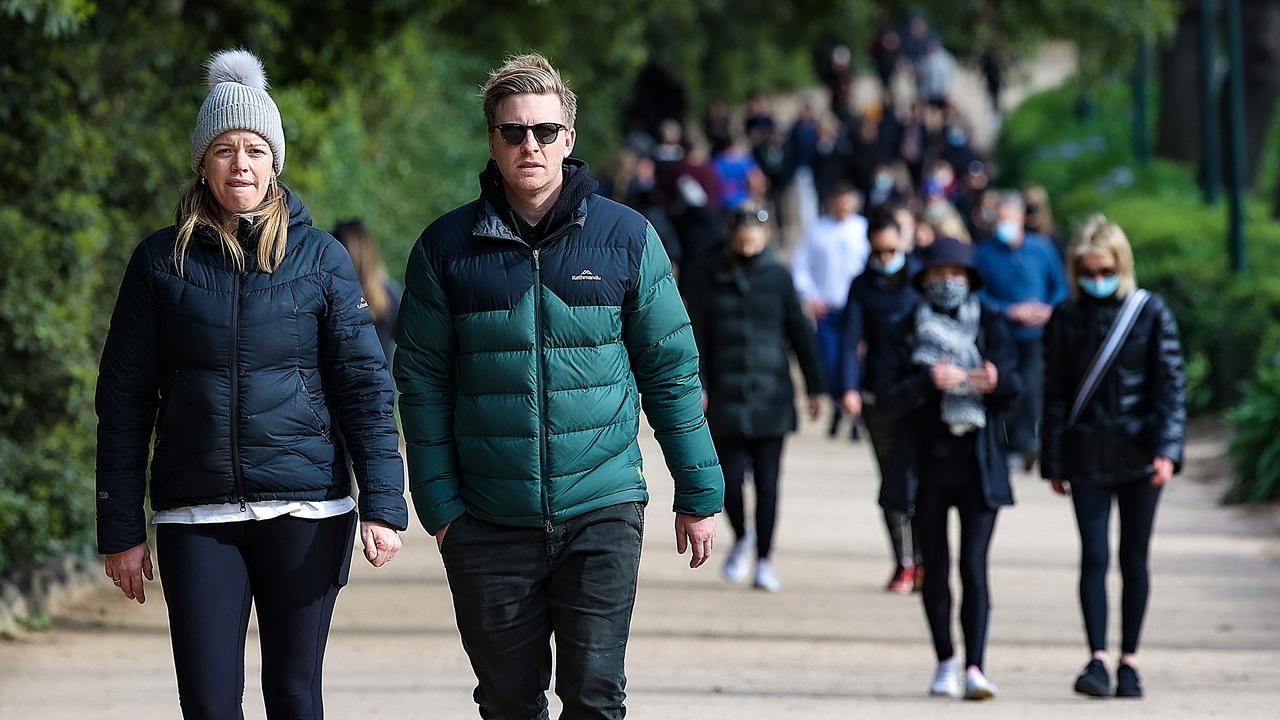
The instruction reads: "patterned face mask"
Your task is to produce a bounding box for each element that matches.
[924,277,970,310]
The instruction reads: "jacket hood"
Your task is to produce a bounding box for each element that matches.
[477,157,599,244]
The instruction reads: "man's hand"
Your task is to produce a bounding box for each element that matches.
[104,542,153,604]
[807,394,823,421]
[361,519,401,567]
[1151,457,1175,487]
[931,360,967,392]
[1049,479,1070,496]
[1010,301,1053,327]
[968,361,999,394]
[840,390,862,418]
[808,299,829,320]
[675,514,716,569]
[434,523,450,551]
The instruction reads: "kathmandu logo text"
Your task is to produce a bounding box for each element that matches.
[571,269,602,281]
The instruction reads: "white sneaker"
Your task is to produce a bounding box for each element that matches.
[964,666,998,700]
[752,559,781,592]
[721,532,754,583]
[929,658,961,698]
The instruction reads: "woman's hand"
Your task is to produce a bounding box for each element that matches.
[1151,457,1175,487]
[931,360,967,391]
[968,361,999,394]
[840,390,862,418]
[361,519,401,567]
[807,394,824,420]
[1050,479,1070,496]
[104,542,154,604]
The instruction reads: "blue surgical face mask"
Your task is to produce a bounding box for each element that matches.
[1078,275,1120,299]
[947,127,967,147]
[874,173,894,192]
[995,221,1021,245]
[871,252,906,276]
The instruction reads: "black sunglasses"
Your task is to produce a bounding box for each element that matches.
[1078,267,1118,278]
[491,122,568,146]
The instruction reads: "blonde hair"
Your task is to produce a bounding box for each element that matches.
[923,201,971,243]
[1069,214,1137,300]
[173,174,289,276]
[480,53,578,128]
[333,220,391,324]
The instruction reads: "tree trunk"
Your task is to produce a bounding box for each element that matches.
[1242,0,1280,187]
[1156,0,1207,163]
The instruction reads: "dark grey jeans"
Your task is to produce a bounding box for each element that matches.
[440,502,645,720]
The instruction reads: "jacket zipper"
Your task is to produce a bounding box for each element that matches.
[533,248,553,533]
[230,270,247,511]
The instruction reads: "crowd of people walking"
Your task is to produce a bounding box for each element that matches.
[91,13,1186,718]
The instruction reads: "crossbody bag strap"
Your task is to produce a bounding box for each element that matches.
[1067,289,1151,427]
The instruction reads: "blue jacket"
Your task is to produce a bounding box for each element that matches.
[95,190,408,554]
[973,232,1068,343]
[838,258,920,395]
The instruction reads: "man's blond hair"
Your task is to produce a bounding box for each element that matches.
[480,53,577,128]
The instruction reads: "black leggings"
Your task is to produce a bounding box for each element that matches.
[864,406,920,568]
[1071,479,1163,655]
[156,512,357,719]
[716,436,785,560]
[913,461,998,670]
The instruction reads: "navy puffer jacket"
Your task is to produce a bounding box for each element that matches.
[95,189,408,554]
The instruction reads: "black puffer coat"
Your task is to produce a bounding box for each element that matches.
[686,249,825,439]
[1041,292,1186,486]
[95,189,408,554]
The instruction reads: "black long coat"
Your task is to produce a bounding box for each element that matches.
[1040,293,1186,486]
[871,302,1023,513]
[686,250,825,439]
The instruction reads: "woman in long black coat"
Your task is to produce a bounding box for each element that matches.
[686,205,825,593]
[873,235,1022,700]
[1041,215,1186,700]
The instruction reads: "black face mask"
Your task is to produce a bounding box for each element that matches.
[733,250,763,266]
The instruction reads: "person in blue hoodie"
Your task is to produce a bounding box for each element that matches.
[973,191,1067,471]
[839,208,922,593]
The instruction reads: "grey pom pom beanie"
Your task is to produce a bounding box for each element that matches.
[191,49,285,175]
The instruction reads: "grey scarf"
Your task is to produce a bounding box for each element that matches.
[911,297,987,435]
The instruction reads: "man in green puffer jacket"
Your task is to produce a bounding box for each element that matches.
[394,53,723,719]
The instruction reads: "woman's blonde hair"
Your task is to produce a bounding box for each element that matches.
[173,173,290,276]
[333,220,391,323]
[923,201,971,243]
[1069,214,1137,300]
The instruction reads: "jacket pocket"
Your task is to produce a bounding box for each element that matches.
[296,367,331,438]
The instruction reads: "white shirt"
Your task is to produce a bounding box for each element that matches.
[152,497,356,524]
[792,214,870,310]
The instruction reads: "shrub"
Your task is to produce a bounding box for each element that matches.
[1224,364,1280,504]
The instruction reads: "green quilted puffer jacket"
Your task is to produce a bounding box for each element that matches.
[394,192,723,533]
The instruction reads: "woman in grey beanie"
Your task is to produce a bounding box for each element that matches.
[96,48,408,718]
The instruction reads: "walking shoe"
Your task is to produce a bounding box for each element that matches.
[1073,658,1111,698]
[753,559,781,592]
[849,421,861,442]
[1022,448,1040,473]
[721,531,754,583]
[964,666,998,700]
[929,658,961,698]
[913,565,925,593]
[828,412,841,438]
[1115,663,1143,698]
[885,565,914,594]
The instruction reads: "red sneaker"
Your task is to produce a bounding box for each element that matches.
[886,565,914,594]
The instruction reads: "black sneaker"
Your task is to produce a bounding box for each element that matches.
[1073,659,1111,698]
[1115,663,1143,698]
